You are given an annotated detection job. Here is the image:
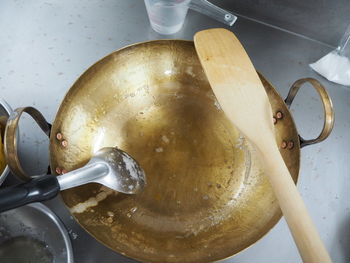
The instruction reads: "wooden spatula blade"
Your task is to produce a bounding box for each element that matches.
[194,28,275,142]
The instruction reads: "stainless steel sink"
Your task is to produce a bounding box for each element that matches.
[0,0,349,262]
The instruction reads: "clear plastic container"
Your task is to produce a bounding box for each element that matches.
[144,0,190,35]
[144,0,237,35]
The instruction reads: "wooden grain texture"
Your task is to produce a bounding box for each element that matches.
[194,28,332,263]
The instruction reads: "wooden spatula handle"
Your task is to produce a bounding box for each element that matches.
[261,141,332,263]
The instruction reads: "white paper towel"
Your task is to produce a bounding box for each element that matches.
[310,51,350,86]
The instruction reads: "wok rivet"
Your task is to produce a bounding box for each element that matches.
[281,141,287,149]
[287,141,294,149]
[56,133,63,140]
[55,167,61,174]
[276,111,283,119]
[273,117,277,124]
[61,140,68,147]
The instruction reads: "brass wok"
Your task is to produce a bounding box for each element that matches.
[5,40,334,263]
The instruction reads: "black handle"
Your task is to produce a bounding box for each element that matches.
[0,175,60,213]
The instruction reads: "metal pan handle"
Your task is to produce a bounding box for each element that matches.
[284,78,334,148]
[4,107,51,181]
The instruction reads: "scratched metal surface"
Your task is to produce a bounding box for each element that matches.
[0,1,349,262]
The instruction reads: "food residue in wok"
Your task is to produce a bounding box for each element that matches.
[69,186,114,214]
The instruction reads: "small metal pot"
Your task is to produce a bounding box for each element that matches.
[0,99,14,186]
[0,203,73,263]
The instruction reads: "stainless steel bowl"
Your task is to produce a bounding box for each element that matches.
[0,203,74,263]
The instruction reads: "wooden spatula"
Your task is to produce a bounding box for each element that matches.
[194,28,332,263]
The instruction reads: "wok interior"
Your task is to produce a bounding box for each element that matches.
[50,41,296,262]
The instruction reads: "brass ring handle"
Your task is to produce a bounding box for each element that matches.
[284,78,335,148]
[4,107,51,181]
